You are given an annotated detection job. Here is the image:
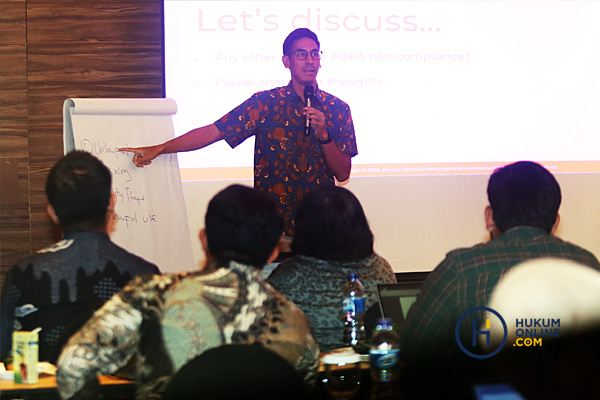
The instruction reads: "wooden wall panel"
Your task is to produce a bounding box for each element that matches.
[0,47,27,130]
[0,0,164,290]
[0,1,26,44]
[27,2,163,44]
[0,1,27,131]
[27,44,164,87]
[27,120,62,250]
[0,138,31,284]
[0,0,29,289]
[0,45,27,85]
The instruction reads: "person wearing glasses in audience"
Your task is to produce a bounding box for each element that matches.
[121,28,358,241]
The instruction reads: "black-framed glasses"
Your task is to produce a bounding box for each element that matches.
[294,50,323,60]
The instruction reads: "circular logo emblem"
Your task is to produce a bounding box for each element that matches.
[455,306,507,359]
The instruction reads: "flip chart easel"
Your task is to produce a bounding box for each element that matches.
[63,98,194,272]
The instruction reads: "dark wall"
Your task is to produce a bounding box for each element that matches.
[0,0,165,288]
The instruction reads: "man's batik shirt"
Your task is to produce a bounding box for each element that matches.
[214,82,358,235]
[56,259,320,400]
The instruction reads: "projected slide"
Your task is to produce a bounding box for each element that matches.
[165,1,600,179]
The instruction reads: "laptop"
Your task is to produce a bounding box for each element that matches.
[376,272,430,329]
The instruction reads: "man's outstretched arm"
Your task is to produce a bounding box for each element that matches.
[120,124,222,167]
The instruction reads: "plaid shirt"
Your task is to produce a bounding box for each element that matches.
[401,226,600,365]
[214,82,358,236]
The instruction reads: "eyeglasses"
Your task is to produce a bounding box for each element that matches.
[294,50,323,60]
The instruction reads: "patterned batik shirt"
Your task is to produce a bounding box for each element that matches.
[214,82,358,236]
[0,231,159,362]
[401,226,600,366]
[267,253,396,351]
[56,260,320,400]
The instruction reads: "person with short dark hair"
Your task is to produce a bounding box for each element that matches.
[400,161,600,395]
[46,150,113,232]
[0,151,160,363]
[120,28,358,237]
[203,184,284,268]
[56,184,319,400]
[486,160,562,235]
[268,185,396,351]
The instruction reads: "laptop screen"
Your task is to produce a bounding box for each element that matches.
[376,272,430,328]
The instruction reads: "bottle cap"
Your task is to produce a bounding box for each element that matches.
[347,273,359,280]
[376,318,393,328]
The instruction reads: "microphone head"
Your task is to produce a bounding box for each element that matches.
[304,85,314,101]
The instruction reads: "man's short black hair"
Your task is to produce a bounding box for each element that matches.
[292,185,374,261]
[283,28,320,56]
[487,161,561,234]
[205,184,283,268]
[46,150,112,232]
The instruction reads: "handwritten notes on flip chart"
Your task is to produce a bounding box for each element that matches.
[63,98,194,273]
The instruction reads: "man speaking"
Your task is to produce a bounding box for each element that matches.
[121,28,358,237]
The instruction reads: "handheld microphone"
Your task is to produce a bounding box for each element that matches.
[304,85,314,136]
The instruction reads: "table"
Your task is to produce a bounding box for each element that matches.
[0,374,135,400]
[316,351,402,400]
[316,351,477,400]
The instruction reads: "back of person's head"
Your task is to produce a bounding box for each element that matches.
[205,184,283,268]
[487,258,600,400]
[46,150,112,232]
[487,161,561,233]
[292,185,373,261]
[489,258,600,343]
[283,28,320,56]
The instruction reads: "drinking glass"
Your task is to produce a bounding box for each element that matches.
[322,353,361,400]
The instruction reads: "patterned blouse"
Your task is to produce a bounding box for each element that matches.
[56,260,319,400]
[214,82,358,236]
[267,253,396,351]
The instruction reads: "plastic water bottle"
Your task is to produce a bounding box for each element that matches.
[342,273,366,346]
[370,318,400,383]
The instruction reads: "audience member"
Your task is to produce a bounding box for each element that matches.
[0,151,159,363]
[56,184,319,400]
[487,258,600,400]
[268,185,396,351]
[400,161,600,396]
